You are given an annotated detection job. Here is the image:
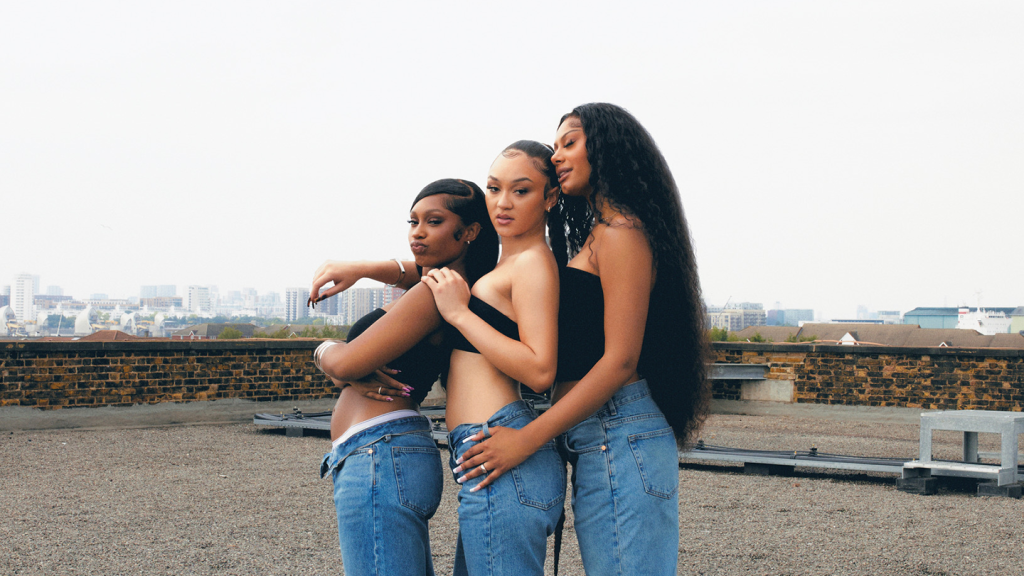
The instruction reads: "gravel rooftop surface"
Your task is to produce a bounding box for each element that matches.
[2,405,1022,575]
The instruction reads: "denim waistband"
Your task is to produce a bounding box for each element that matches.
[320,415,433,478]
[591,379,653,419]
[447,399,536,447]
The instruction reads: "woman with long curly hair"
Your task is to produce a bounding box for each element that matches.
[456,103,711,575]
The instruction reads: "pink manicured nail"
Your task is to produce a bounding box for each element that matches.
[457,476,466,484]
[470,485,481,493]
[455,456,463,465]
[453,466,462,474]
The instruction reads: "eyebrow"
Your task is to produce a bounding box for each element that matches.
[487,176,535,184]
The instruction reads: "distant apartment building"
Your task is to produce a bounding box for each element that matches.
[186,286,211,314]
[11,274,35,321]
[285,288,310,322]
[141,296,184,310]
[33,294,74,311]
[709,307,767,332]
[241,288,258,309]
[333,286,405,325]
[46,286,64,296]
[140,285,177,298]
[83,298,136,311]
[767,309,814,326]
[0,295,8,307]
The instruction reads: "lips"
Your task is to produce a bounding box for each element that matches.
[495,214,514,225]
[557,167,572,183]
[410,242,428,254]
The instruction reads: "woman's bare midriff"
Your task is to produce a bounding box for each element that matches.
[330,387,417,442]
[444,349,523,430]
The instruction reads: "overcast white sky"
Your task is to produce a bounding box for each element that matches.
[3,1,1021,320]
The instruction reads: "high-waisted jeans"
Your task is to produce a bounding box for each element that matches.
[560,379,680,575]
[447,400,566,576]
[320,415,444,576]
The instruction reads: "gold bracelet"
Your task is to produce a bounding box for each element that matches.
[388,258,406,287]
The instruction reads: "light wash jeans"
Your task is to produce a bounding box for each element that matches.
[320,415,444,576]
[561,379,680,575]
[448,400,566,576]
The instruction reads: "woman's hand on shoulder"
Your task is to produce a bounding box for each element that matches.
[423,267,471,325]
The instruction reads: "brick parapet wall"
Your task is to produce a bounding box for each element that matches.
[1,340,330,410]
[4,340,1023,411]
[711,343,1024,411]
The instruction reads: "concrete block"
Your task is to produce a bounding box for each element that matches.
[976,481,1022,499]
[897,477,938,495]
[743,463,795,476]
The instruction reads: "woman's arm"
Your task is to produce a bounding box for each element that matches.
[310,259,420,302]
[318,283,442,381]
[425,249,559,391]
[454,223,652,487]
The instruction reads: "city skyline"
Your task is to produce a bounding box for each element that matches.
[3,2,1022,322]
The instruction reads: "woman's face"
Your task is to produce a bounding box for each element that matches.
[551,117,592,197]
[485,153,557,239]
[407,194,472,268]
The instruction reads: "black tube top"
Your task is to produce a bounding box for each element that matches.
[346,308,449,404]
[449,296,520,353]
[556,267,605,382]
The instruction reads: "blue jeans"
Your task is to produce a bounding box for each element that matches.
[448,400,566,576]
[560,380,680,575]
[320,415,444,576]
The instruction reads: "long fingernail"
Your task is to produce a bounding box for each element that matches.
[403,386,413,392]
[461,437,472,444]
[452,466,462,474]
[401,393,410,397]
[386,397,393,402]
[455,456,463,465]
[470,485,481,492]
[457,476,466,484]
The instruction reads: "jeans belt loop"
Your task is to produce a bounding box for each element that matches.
[481,421,491,439]
[605,394,618,418]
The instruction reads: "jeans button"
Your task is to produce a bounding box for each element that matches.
[368,449,374,455]
[601,445,607,451]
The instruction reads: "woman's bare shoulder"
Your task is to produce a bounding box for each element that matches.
[513,243,559,277]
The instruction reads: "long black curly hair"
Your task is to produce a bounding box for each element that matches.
[550,103,710,445]
[411,178,498,285]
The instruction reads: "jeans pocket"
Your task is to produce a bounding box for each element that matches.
[511,444,566,510]
[392,446,443,517]
[628,427,679,500]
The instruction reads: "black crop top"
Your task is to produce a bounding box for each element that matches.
[556,267,605,382]
[449,296,520,353]
[346,308,450,405]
